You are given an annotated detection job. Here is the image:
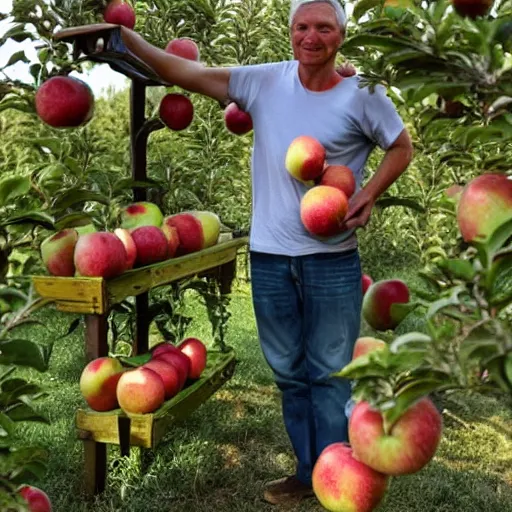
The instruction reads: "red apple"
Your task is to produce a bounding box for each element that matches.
[452,0,493,19]
[79,357,124,412]
[319,165,356,198]
[151,342,182,358]
[165,37,200,61]
[116,367,165,414]
[178,337,207,379]
[352,337,387,360]
[362,279,410,331]
[336,62,357,77]
[362,274,373,295]
[349,398,443,476]
[162,213,204,255]
[103,0,136,28]
[159,93,194,131]
[224,102,253,135]
[300,186,349,237]
[130,226,169,266]
[143,359,181,399]
[35,76,94,128]
[18,485,52,512]
[286,135,326,183]
[152,350,191,389]
[74,232,127,279]
[457,173,512,243]
[120,201,164,230]
[40,228,78,277]
[114,228,137,270]
[312,443,388,512]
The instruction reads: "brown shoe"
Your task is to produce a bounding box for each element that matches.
[263,475,314,505]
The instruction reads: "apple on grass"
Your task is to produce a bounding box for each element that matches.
[120,201,164,230]
[178,337,207,379]
[18,485,52,512]
[79,357,124,412]
[349,397,443,476]
[40,228,78,277]
[286,135,326,183]
[165,38,200,61]
[224,102,253,135]
[103,0,136,28]
[130,226,169,266]
[116,367,165,414]
[159,93,194,131]
[312,443,388,512]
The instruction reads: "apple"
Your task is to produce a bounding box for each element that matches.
[114,228,137,270]
[162,213,204,255]
[178,337,207,379]
[187,211,221,248]
[143,359,181,399]
[336,62,357,77]
[352,337,387,360]
[18,485,52,512]
[152,348,191,389]
[362,279,410,331]
[349,398,442,476]
[318,165,356,198]
[312,443,388,512]
[151,342,182,358]
[103,0,136,28]
[165,37,200,61]
[224,102,253,135]
[40,228,79,277]
[120,201,164,230]
[79,357,124,412]
[116,367,165,414]
[300,185,349,237]
[130,226,169,266]
[35,76,94,128]
[159,93,194,131]
[457,173,512,243]
[286,135,326,183]
[445,184,464,202]
[362,274,373,295]
[452,0,493,19]
[74,232,127,279]
[162,224,180,257]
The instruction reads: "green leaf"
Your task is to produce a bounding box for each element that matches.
[118,353,151,368]
[2,24,33,42]
[389,332,432,353]
[29,137,62,155]
[463,126,505,146]
[0,97,34,114]
[112,178,160,193]
[438,258,476,281]
[412,82,472,103]
[0,211,54,230]
[52,189,110,210]
[3,50,30,68]
[390,302,418,325]
[54,212,93,230]
[332,346,391,379]
[375,196,425,212]
[459,324,501,363]
[427,285,467,319]
[0,176,31,207]
[353,0,383,19]
[0,339,52,372]
[487,254,512,306]
[0,412,15,438]
[7,397,49,424]
[344,34,424,52]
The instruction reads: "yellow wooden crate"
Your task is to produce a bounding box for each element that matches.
[32,238,248,314]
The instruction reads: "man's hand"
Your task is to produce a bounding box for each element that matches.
[342,188,376,230]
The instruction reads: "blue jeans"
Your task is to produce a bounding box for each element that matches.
[250,250,362,485]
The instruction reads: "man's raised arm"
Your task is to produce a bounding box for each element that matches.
[120,27,231,103]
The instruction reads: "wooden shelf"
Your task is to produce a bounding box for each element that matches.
[32,238,248,315]
[76,349,236,449]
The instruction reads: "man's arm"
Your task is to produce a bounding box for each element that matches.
[343,129,414,230]
[119,27,231,103]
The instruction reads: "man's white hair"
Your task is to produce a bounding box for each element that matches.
[289,0,347,29]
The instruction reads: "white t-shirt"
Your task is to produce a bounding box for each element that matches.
[227,60,405,257]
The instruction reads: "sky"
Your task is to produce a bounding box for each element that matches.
[0,0,129,97]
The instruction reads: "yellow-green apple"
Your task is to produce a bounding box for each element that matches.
[319,165,356,198]
[103,0,136,28]
[362,279,410,331]
[165,37,200,61]
[312,443,388,512]
[163,224,180,257]
[143,359,181,399]
[178,337,207,379]
[300,185,349,237]
[120,201,164,230]
[79,357,124,411]
[35,76,94,128]
[74,232,127,279]
[352,337,387,360]
[362,274,373,296]
[162,213,204,255]
[18,485,52,512]
[116,367,165,414]
[286,135,326,183]
[224,102,253,135]
[187,211,221,248]
[114,228,137,270]
[457,173,512,243]
[349,398,442,476]
[40,228,78,277]
[159,93,194,131]
[130,226,168,266]
[452,0,493,19]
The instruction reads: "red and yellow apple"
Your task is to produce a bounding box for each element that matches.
[300,186,349,237]
[103,0,136,28]
[165,37,200,61]
[152,344,191,389]
[35,76,94,128]
[457,173,512,243]
[114,228,137,270]
[349,398,443,476]
[312,443,388,512]
[40,228,78,277]
[187,211,221,248]
[116,367,165,414]
[120,202,164,230]
[162,213,204,255]
[130,226,169,266]
[178,337,207,379]
[159,93,194,131]
[18,485,52,512]
[319,165,356,199]
[224,102,253,135]
[362,279,410,331]
[79,357,124,412]
[143,359,181,399]
[352,337,387,360]
[163,225,180,257]
[286,136,326,183]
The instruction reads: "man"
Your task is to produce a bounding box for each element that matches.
[117,0,413,505]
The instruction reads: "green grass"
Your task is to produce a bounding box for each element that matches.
[11,277,512,512]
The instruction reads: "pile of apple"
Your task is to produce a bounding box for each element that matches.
[40,202,222,278]
[312,336,443,512]
[80,337,207,414]
[285,135,356,239]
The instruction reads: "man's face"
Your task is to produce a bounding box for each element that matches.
[291,3,343,66]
